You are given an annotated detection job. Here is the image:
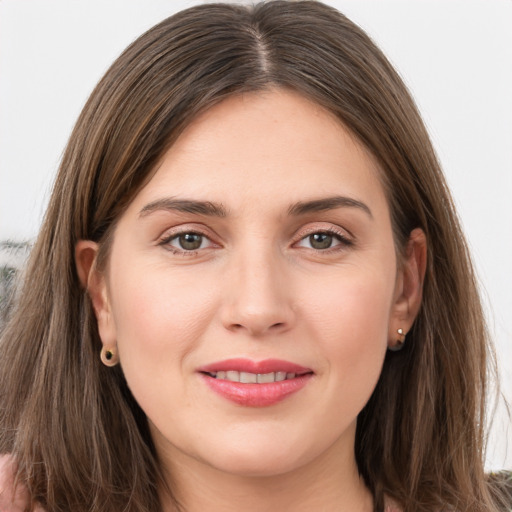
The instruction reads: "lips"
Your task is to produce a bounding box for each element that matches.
[198,358,313,407]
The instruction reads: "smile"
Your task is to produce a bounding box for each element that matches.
[205,371,298,383]
[198,359,314,407]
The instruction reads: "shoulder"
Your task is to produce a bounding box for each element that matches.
[384,495,402,512]
[0,455,45,512]
[0,454,28,512]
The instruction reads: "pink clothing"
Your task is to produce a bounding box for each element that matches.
[0,455,43,512]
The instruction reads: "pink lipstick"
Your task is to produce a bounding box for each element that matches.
[198,358,313,407]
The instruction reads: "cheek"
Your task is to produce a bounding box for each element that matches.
[300,267,394,388]
[303,268,394,342]
[106,262,223,428]
[108,261,219,362]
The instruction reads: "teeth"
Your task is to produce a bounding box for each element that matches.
[211,371,298,383]
[257,372,275,384]
[226,370,239,382]
[240,371,257,383]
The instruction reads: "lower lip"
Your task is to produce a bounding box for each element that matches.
[201,373,313,407]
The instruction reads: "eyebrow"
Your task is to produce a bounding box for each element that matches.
[139,198,228,218]
[287,196,373,218]
[138,195,372,219]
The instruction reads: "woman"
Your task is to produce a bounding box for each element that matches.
[0,1,509,511]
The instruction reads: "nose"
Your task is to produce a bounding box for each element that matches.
[220,246,295,337]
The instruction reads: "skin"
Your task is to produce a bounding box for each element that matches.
[76,89,426,512]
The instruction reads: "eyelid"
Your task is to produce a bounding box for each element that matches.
[292,223,354,250]
[293,223,353,242]
[157,224,219,253]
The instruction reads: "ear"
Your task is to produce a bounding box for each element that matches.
[388,228,427,349]
[75,240,117,348]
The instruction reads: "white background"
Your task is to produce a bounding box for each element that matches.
[0,0,511,469]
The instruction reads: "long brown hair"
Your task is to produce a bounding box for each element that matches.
[0,2,506,511]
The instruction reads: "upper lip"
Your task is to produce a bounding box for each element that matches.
[197,358,312,375]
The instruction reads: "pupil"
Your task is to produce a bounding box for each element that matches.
[310,233,332,250]
[179,233,202,250]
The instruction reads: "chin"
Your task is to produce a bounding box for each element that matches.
[207,451,304,478]
[197,434,317,478]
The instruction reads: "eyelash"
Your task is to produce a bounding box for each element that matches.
[295,227,354,252]
[158,227,353,256]
[158,229,213,256]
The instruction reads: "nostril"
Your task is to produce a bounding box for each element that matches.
[227,321,286,335]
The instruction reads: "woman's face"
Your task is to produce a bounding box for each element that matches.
[91,89,412,478]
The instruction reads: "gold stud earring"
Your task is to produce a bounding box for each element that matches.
[100,346,119,367]
[389,328,406,352]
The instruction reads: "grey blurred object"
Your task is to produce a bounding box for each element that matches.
[0,240,30,327]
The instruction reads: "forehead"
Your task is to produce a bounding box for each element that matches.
[127,89,388,218]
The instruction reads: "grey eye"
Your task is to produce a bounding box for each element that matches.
[308,233,334,250]
[177,233,204,250]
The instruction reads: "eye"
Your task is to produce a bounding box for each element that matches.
[295,230,351,251]
[306,232,336,250]
[161,231,213,252]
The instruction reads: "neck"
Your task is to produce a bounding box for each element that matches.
[158,425,373,512]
